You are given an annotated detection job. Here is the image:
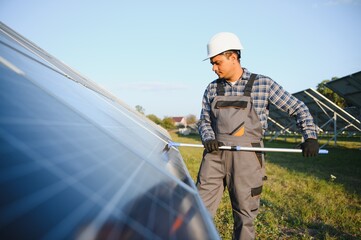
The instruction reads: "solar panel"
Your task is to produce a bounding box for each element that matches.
[0,22,220,239]
[292,88,360,147]
[293,88,360,133]
[267,105,298,133]
[325,71,361,123]
[266,87,360,145]
[325,71,361,109]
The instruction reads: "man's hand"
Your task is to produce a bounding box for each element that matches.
[301,138,319,157]
[204,140,224,153]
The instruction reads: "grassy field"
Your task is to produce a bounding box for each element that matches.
[170,132,361,240]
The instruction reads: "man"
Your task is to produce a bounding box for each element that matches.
[197,32,319,240]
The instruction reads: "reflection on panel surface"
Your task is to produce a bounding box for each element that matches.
[0,22,219,239]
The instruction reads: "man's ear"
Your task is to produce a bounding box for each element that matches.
[231,52,238,62]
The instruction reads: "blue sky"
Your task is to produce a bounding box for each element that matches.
[1,0,360,118]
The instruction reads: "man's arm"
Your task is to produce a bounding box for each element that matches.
[197,88,216,142]
[268,80,317,140]
[268,79,319,157]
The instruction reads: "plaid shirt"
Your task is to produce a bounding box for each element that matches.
[198,68,317,141]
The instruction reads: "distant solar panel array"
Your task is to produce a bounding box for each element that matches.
[267,82,360,140]
[294,88,360,132]
[0,22,219,239]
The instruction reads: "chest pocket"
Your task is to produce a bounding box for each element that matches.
[212,96,251,135]
[215,101,248,109]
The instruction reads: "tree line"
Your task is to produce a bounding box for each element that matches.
[135,104,197,130]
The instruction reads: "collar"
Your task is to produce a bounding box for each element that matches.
[241,68,252,80]
[223,68,251,86]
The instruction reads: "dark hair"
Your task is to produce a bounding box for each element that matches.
[223,50,241,61]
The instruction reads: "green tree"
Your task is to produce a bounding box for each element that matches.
[161,117,176,130]
[186,114,197,125]
[147,114,162,125]
[316,78,347,108]
[135,105,145,115]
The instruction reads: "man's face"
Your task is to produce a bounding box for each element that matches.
[209,53,235,80]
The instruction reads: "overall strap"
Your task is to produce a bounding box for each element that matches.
[216,74,257,96]
[216,78,225,96]
[244,74,257,97]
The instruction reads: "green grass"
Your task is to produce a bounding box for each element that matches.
[170,132,361,240]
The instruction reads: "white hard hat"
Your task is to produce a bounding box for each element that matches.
[204,32,243,60]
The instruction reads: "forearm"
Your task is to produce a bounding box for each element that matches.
[269,81,317,139]
[293,101,318,139]
[198,89,216,142]
[198,115,216,142]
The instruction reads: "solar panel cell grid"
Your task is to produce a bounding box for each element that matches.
[0,22,219,239]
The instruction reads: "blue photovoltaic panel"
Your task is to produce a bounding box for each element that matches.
[0,22,219,240]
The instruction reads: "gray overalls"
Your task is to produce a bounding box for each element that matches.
[197,74,266,240]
